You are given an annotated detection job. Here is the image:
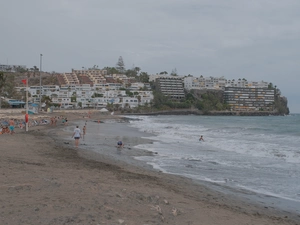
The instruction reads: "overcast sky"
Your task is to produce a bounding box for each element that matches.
[1,0,299,112]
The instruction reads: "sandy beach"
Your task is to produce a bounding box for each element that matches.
[0,110,299,225]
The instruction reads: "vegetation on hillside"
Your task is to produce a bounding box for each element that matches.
[0,56,289,114]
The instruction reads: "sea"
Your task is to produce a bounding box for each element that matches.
[124,114,300,213]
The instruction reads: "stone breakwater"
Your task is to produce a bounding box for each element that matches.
[206,111,287,116]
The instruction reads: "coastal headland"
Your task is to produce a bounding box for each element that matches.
[122,108,287,116]
[0,110,298,224]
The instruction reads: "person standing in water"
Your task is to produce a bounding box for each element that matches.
[199,135,204,142]
[72,125,82,147]
[117,141,124,149]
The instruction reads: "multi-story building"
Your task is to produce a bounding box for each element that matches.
[51,97,72,106]
[156,76,185,100]
[93,83,122,91]
[121,97,139,108]
[129,82,145,91]
[224,87,275,111]
[137,91,154,105]
[105,74,131,85]
[42,85,60,97]
[61,72,80,85]
[72,69,107,76]
[184,76,227,90]
[184,76,269,91]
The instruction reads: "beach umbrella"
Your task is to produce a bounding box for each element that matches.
[99,108,108,112]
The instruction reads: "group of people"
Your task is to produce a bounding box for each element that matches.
[0,119,15,135]
[71,123,123,149]
[0,115,64,136]
[0,118,48,135]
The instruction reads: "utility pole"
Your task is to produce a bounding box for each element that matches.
[25,78,29,131]
[39,54,43,112]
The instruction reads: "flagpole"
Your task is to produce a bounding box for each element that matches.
[26,78,29,132]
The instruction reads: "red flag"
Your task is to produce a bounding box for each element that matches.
[22,79,27,85]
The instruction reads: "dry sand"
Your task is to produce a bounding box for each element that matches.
[0,111,299,225]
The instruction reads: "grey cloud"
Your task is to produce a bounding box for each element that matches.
[1,0,300,112]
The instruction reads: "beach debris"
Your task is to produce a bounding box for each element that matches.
[116,193,122,198]
[172,208,178,216]
[118,219,125,224]
[163,199,169,205]
[151,205,162,214]
[64,142,69,144]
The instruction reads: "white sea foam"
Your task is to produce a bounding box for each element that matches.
[126,114,300,204]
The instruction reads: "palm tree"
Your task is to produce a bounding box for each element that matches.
[30,66,39,77]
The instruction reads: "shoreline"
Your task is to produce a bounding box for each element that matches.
[0,112,299,224]
[72,116,300,218]
[45,115,300,220]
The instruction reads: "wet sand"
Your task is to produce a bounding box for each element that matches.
[0,111,299,224]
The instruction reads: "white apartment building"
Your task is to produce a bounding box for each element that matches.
[51,97,72,105]
[77,97,108,108]
[93,83,122,91]
[149,74,186,82]
[129,82,145,91]
[42,85,60,97]
[110,74,130,84]
[101,90,126,98]
[28,86,43,96]
[184,76,270,90]
[184,76,227,90]
[121,97,139,108]
[72,69,107,76]
[137,91,153,105]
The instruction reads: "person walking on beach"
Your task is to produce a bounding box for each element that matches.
[9,119,15,135]
[72,125,82,147]
[199,135,204,142]
[82,125,86,140]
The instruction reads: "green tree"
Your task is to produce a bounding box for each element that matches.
[152,91,169,109]
[30,66,39,77]
[2,74,16,99]
[41,95,52,109]
[104,67,120,75]
[134,66,141,75]
[170,68,178,76]
[139,72,149,83]
[0,71,7,108]
[71,96,77,102]
[15,66,27,73]
[125,66,141,78]
[125,69,137,78]
[116,56,125,73]
[268,82,274,89]
[159,71,168,75]
[126,90,134,97]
